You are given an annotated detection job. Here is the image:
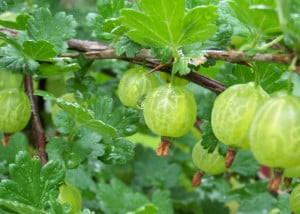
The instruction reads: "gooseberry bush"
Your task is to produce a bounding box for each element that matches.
[0,0,300,213]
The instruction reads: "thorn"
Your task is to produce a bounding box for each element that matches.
[225,148,237,168]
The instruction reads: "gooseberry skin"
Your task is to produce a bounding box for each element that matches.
[117,67,158,109]
[249,94,300,168]
[211,82,269,150]
[290,184,300,214]
[0,88,31,133]
[58,183,82,214]
[284,165,300,178]
[192,141,226,175]
[143,84,197,137]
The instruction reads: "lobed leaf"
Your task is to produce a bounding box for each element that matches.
[0,151,64,212]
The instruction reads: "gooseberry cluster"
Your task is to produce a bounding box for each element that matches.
[117,67,197,154]
[117,67,300,211]
[210,81,300,212]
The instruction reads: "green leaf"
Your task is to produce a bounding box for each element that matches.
[151,190,173,214]
[102,138,135,164]
[178,6,218,46]
[172,57,190,75]
[227,0,280,39]
[114,36,142,57]
[0,151,64,212]
[121,0,217,48]
[216,62,288,93]
[0,132,28,174]
[97,177,150,214]
[200,120,220,153]
[46,127,104,169]
[26,8,77,53]
[275,193,291,214]
[0,44,39,73]
[23,40,57,61]
[0,199,43,214]
[38,62,80,77]
[227,180,277,214]
[126,204,158,214]
[0,14,29,30]
[53,111,76,134]
[132,145,181,188]
[97,0,125,19]
[89,96,139,137]
[229,150,259,177]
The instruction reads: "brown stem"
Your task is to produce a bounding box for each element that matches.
[192,171,203,187]
[156,137,171,156]
[2,133,11,147]
[267,169,283,193]
[24,75,47,166]
[225,148,237,168]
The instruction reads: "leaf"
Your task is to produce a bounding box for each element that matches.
[126,204,158,214]
[226,0,280,39]
[97,177,150,214]
[229,150,260,177]
[0,132,28,174]
[227,180,277,214]
[23,40,57,61]
[114,36,142,57]
[200,120,220,153]
[0,44,39,73]
[89,96,139,137]
[172,57,190,75]
[121,0,217,48]
[178,6,218,46]
[26,8,77,53]
[102,138,135,164]
[0,14,29,30]
[46,127,104,169]
[132,145,181,188]
[53,111,76,134]
[97,0,125,19]
[0,151,64,212]
[38,62,80,77]
[216,62,288,93]
[151,190,173,214]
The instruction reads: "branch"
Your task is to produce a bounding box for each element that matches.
[66,39,225,93]
[24,75,48,166]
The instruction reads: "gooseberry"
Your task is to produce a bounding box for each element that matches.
[143,84,197,137]
[211,82,269,150]
[118,67,158,109]
[250,93,300,168]
[0,88,31,133]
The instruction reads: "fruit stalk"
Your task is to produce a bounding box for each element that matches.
[156,137,171,156]
[267,169,283,193]
[192,171,203,187]
[25,75,48,166]
[225,148,237,168]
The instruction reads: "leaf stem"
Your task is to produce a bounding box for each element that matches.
[287,56,298,93]
[24,75,48,166]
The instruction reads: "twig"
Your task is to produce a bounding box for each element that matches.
[24,75,47,166]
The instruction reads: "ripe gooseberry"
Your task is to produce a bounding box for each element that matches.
[290,184,300,214]
[0,88,31,133]
[249,93,300,168]
[192,141,226,175]
[58,183,82,214]
[211,82,269,150]
[143,84,197,137]
[118,67,158,109]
